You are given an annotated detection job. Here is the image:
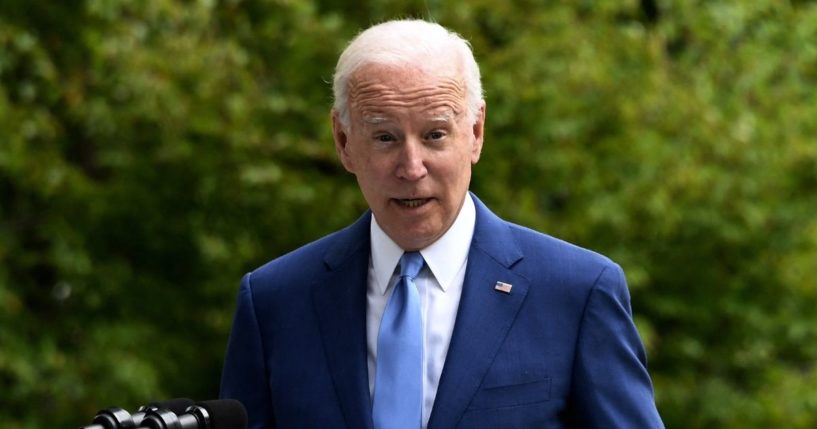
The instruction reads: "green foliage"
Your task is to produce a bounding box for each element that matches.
[1,0,816,427]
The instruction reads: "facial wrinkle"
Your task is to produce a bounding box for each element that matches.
[349,77,466,120]
[351,80,465,108]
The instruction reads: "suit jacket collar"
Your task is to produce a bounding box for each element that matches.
[312,211,375,429]
[428,194,530,428]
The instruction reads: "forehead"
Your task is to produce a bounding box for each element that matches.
[348,64,466,122]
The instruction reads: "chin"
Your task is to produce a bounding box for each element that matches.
[399,228,442,250]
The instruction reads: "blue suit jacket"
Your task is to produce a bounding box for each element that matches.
[220,195,664,428]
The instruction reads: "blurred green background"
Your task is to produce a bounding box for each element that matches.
[2,0,816,427]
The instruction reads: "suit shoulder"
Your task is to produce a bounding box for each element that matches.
[504,221,622,287]
[246,217,369,293]
[506,221,615,264]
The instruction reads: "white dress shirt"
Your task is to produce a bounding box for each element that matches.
[367,193,476,429]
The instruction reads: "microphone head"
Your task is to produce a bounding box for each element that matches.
[196,399,247,429]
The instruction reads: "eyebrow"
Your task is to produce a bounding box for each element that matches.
[429,106,467,123]
[362,115,390,125]
[428,111,456,122]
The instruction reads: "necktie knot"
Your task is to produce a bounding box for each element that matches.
[399,251,424,280]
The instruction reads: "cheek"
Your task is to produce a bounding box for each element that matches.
[346,141,375,174]
[356,154,394,181]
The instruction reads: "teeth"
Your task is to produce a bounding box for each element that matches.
[400,198,427,208]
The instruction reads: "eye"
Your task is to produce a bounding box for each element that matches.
[427,130,446,141]
[375,133,396,143]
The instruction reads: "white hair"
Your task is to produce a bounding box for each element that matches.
[332,19,483,129]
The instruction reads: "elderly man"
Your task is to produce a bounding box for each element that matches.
[220,19,664,429]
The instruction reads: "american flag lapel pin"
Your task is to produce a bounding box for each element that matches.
[494,281,513,294]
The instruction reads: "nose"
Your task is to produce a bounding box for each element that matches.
[396,138,428,181]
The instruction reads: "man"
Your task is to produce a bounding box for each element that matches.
[220,19,664,428]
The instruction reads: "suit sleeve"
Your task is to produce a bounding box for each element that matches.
[220,273,275,429]
[569,263,664,428]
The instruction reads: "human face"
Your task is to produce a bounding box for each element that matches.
[333,63,485,251]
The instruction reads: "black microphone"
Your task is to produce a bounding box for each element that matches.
[196,399,247,429]
[78,407,134,429]
[138,399,247,429]
[79,398,194,429]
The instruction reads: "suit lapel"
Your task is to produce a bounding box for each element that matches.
[428,195,530,429]
[311,213,375,429]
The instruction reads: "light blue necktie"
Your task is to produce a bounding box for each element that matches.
[373,251,424,429]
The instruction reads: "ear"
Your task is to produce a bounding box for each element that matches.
[470,101,486,164]
[332,110,356,173]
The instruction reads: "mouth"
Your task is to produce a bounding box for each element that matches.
[395,198,431,209]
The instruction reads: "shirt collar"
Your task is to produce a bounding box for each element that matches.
[370,193,476,295]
